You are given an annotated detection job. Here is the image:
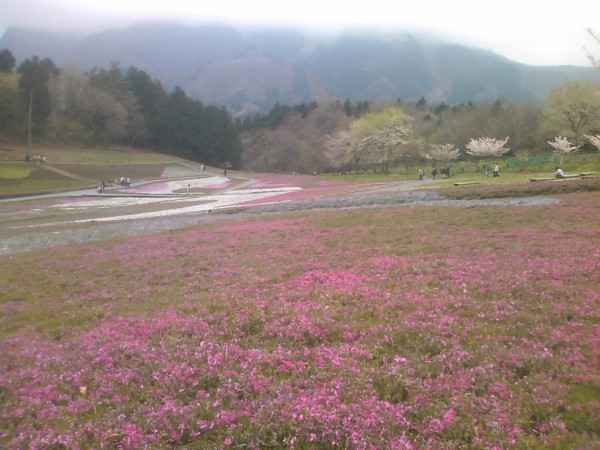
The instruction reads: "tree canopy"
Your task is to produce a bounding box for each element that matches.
[541,80,600,146]
[347,107,413,173]
[0,52,243,168]
[17,56,58,137]
[465,137,510,159]
[0,49,16,73]
[1,47,600,173]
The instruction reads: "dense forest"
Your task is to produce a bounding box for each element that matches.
[1,48,599,173]
[0,49,242,168]
[238,88,600,173]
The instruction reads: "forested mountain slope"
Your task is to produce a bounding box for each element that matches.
[1,23,595,113]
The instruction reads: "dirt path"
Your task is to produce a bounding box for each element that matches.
[0,173,558,255]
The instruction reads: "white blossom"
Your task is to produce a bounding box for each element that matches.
[465,137,510,159]
[585,134,600,151]
[425,144,460,162]
[548,136,579,154]
[548,136,580,167]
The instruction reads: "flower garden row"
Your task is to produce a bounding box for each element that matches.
[1,192,599,448]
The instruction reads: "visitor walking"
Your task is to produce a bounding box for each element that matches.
[493,164,499,177]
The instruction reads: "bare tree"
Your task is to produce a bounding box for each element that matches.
[541,80,600,146]
[585,28,600,72]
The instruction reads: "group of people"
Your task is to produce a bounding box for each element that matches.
[30,155,47,164]
[423,163,566,181]
[485,164,500,177]
[422,166,451,181]
[97,177,132,193]
[421,163,506,181]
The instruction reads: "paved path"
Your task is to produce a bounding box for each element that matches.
[1,195,558,258]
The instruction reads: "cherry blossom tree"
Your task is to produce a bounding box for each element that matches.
[585,134,600,151]
[353,118,410,173]
[424,143,460,163]
[548,136,579,167]
[465,137,510,160]
[347,107,413,173]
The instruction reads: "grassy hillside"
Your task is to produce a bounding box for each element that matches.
[0,143,194,196]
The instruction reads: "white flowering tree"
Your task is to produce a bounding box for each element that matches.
[424,143,461,164]
[548,136,579,167]
[353,120,410,173]
[347,107,412,174]
[585,134,600,151]
[465,137,510,161]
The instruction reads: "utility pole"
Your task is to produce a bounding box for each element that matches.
[26,88,33,162]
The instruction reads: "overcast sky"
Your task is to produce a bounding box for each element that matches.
[1,0,599,66]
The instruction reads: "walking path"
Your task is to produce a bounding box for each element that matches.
[0,172,557,255]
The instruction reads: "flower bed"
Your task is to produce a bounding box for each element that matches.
[1,193,598,448]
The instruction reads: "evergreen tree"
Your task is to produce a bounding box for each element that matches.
[126,67,169,149]
[17,56,58,137]
[0,49,16,73]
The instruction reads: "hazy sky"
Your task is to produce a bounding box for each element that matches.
[1,0,599,66]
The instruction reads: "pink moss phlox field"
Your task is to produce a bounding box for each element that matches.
[1,194,599,448]
[249,181,291,188]
[245,173,383,193]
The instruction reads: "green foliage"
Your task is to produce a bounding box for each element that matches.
[348,107,413,173]
[237,97,552,174]
[241,100,349,173]
[506,154,553,167]
[1,48,243,168]
[0,165,33,179]
[0,72,24,137]
[236,101,320,132]
[561,383,600,435]
[0,49,16,73]
[343,98,370,117]
[162,88,242,167]
[17,56,58,137]
[0,166,90,196]
[372,372,411,404]
[5,47,598,175]
[541,80,600,146]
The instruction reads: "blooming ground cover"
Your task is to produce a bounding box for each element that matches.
[1,192,599,448]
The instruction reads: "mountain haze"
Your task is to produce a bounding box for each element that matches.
[1,23,596,113]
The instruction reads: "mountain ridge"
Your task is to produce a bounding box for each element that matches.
[1,22,596,113]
